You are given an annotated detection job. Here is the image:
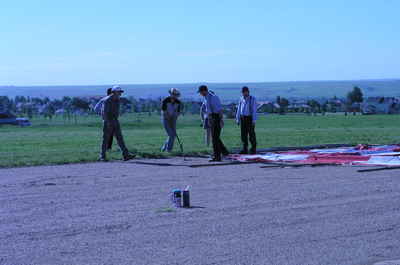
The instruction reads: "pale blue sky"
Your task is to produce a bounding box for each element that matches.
[1,0,399,85]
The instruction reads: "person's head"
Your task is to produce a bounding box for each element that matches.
[242,86,250,97]
[106,88,112,96]
[169,88,181,99]
[198,85,208,97]
[111,85,124,99]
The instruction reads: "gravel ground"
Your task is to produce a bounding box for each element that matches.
[1,158,400,265]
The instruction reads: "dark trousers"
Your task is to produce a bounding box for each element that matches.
[107,135,113,150]
[101,120,129,158]
[240,116,257,151]
[210,114,229,159]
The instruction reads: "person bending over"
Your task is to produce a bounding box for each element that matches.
[198,85,229,162]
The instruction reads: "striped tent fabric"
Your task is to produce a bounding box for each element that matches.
[231,144,400,166]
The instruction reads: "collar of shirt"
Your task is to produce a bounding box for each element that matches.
[242,95,251,101]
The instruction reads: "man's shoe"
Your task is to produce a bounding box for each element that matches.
[250,148,257,155]
[98,157,108,162]
[123,153,136,161]
[239,150,248,155]
[209,157,222,162]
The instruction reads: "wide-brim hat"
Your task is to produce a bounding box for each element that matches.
[111,85,124,93]
[169,88,181,97]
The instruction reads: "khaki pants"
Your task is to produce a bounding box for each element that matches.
[100,120,129,159]
[162,118,177,152]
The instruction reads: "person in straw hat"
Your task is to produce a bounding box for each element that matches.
[161,88,182,152]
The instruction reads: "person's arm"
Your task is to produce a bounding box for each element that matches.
[236,99,241,125]
[205,96,213,117]
[103,98,113,121]
[200,103,205,122]
[214,95,223,118]
[161,98,167,112]
[176,100,182,117]
[214,96,225,128]
[161,98,169,119]
[252,96,258,124]
[94,98,103,114]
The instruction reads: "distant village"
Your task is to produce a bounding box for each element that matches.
[1,86,400,125]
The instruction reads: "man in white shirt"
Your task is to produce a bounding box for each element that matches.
[236,86,257,154]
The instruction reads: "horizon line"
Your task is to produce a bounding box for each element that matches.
[1,78,399,88]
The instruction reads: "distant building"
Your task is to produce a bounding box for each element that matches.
[55,109,66,115]
[362,97,400,114]
[287,100,311,112]
[257,101,280,113]
[223,103,237,118]
[326,98,346,112]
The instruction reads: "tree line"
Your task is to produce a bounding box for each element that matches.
[0,95,205,121]
[0,86,366,120]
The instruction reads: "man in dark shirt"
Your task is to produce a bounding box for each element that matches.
[99,86,135,161]
[161,88,182,152]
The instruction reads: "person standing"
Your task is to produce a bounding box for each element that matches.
[104,88,114,150]
[198,85,229,162]
[99,85,135,161]
[200,103,211,146]
[94,88,115,151]
[161,88,182,152]
[236,86,257,154]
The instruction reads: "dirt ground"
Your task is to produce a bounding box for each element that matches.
[1,158,400,265]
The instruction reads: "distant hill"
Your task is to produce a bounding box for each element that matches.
[1,79,399,102]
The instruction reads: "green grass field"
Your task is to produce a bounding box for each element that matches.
[1,113,400,168]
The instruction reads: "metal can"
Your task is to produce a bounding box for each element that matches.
[171,189,182,208]
[182,190,190,208]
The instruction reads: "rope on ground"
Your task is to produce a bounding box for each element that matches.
[358,166,400,173]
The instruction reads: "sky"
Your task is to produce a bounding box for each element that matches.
[1,0,399,86]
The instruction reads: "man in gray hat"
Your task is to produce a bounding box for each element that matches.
[94,87,114,150]
[236,86,257,154]
[99,85,135,161]
[198,85,229,162]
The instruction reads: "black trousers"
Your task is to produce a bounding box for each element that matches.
[107,134,113,150]
[240,116,257,151]
[210,114,229,159]
[101,120,129,158]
